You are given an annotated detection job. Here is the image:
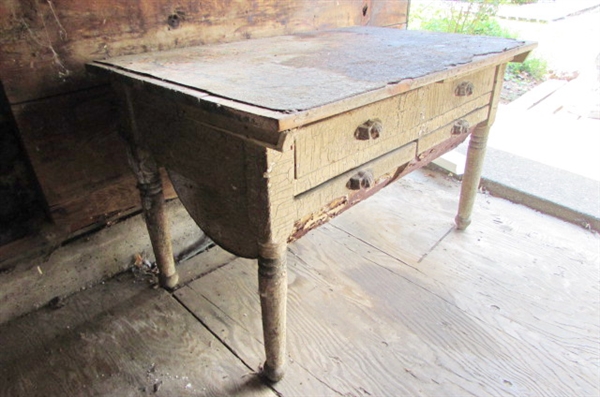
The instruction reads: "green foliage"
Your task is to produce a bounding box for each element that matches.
[411,0,513,37]
[421,16,514,38]
[506,0,538,4]
[410,0,547,81]
[507,57,548,81]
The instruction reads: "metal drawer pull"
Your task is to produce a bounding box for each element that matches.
[452,119,470,135]
[347,170,375,190]
[455,81,474,97]
[355,119,383,140]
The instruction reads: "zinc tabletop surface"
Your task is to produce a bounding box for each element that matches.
[90,27,535,132]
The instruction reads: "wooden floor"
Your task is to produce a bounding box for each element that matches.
[1,169,598,396]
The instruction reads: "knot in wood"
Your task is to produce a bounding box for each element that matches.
[167,14,181,29]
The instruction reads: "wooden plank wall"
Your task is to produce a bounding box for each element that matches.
[0,0,409,239]
[0,82,45,246]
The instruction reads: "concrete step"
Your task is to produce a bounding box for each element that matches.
[497,0,600,22]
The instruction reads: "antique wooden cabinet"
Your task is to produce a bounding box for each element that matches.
[88,27,535,381]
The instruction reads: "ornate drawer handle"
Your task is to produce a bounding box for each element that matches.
[452,119,470,135]
[355,119,383,140]
[455,81,474,97]
[347,170,375,190]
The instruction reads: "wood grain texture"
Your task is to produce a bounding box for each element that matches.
[175,177,599,396]
[244,143,297,250]
[0,197,214,325]
[257,244,289,382]
[88,35,530,141]
[94,29,519,112]
[174,259,338,396]
[0,0,408,240]
[10,87,126,204]
[329,171,600,394]
[0,271,276,397]
[418,105,490,155]
[101,29,528,261]
[294,92,493,194]
[293,143,416,236]
[2,169,596,395]
[401,66,496,129]
[9,86,177,233]
[329,174,459,265]
[101,30,529,263]
[88,33,535,135]
[127,89,260,258]
[456,64,507,229]
[119,79,283,147]
[0,0,409,104]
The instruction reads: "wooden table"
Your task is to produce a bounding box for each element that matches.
[88,27,534,382]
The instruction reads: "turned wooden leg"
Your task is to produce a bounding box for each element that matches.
[127,145,179,289]
[455,123,491,230]
[258,243,288,382]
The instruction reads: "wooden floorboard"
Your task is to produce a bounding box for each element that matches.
[328,171,598,395]
[0,272,276,397]
[332,171,600,371]
[1,169,598,396]
[176,170,599,396]
[177,228,598,396]
[329,172,459,264]
[0,198,214,326]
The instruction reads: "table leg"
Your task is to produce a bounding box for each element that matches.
[258,243,288,382]
[127,145,179,289]
[455,123,490,230]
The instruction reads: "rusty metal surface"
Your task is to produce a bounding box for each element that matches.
[97,27,526,111]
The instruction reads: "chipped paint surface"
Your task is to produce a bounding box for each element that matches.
[288,130,472,242]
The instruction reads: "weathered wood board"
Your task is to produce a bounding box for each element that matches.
[174,170,598,396]
[0,272,276,397]
[9,86,177,233]
[1,169,597,395]
[98,28,525,112]
[0,198,233,326]
[326,174,459,264]
[0,0,409,104]
[90,29,534,271]
[0,0,409,240]
[333,171,600,371]
[0,81,44,246]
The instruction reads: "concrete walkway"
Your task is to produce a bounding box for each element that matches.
[496,0,600,22]
[484,3,600,230]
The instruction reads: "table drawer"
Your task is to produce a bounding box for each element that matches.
[418,105,490,154]
[294,93,493,195]
[401,66,496,125]
[292,142,417,238]
[293,67,496,194]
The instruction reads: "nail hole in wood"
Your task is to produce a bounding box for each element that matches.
[167,14,180,29]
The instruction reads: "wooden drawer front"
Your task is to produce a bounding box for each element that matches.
[418,105,490,154]
[294,92,492,194]
[401,66,496,126]
[293,142,417,230]
[293,67,496,194]
[294,94,419,184]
